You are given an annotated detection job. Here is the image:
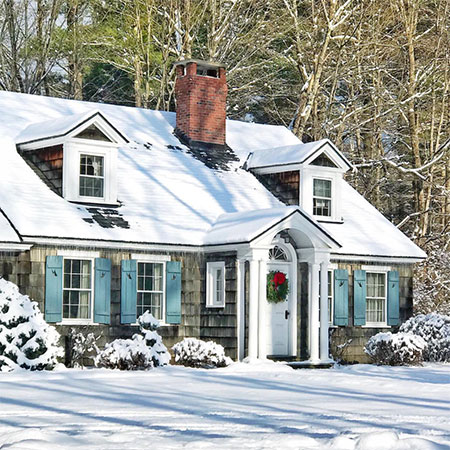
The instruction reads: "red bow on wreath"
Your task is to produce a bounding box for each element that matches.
[273,272,286,288]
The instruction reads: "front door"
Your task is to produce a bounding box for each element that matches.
[266,261,291,356]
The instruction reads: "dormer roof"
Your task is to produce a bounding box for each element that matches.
[16,110,129,150]
[245,139,353,171]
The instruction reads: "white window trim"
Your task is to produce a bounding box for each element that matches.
[57,249,100,258]
[363,267,390,328]
[59,256,95,325]
[136,260,167,324]
[313,177,333,219]
[131,253,171,262]
[63,140,118,205]
[206,261,226,308]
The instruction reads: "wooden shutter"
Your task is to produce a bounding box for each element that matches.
[121,259,137,324]
[353,270,366,326]
[333,269,348,326]
[94,258,111,324]
[387,270,400,326]
[166,261,182,324]
[45,255,63,323]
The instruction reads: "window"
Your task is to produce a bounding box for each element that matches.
[313,178,332,217]
[79,154,104,198]
[75,124,112,142]
[137,262,164,320]
[63,258,92,320]
[206,262,225,308]
[366,272,386,325]
[311,153,338,168]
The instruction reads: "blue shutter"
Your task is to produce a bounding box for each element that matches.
[94,258,111,324]
[121,259,137,324]
[45,255,63,323]
[387,270,400,326]
[333,269,348,326]
[166,261,181,324]
[354,270,366,326]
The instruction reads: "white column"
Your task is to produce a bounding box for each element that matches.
[319,260,330,362]
[309,263,320,363]
[258,259,267,359]
[236,259,246,361]
[248,259,259,359]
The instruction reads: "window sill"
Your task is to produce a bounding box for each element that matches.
[206,305,225,309]
[316,218,344,224]
[362,324,391,329]
[58,321,99,326]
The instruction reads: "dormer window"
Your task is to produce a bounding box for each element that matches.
[313,178,332,217]
[80,154,104,198]
[16,110,129,206]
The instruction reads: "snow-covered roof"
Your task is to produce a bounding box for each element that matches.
[327,183,426,259]
[0,91,425,260]
[204,207,340,247]
[245,139,352,170]
[16,110,129,146]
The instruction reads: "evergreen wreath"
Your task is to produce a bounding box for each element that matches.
[267,271,289,303]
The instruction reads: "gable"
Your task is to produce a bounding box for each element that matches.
[310,152,338,168]
[74,124,112,142]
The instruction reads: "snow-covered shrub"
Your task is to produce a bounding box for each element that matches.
[364,332,426,366]
[95,311,170,370]
[400,313,450,362]
[172,338,232,368]
[0,278,62,371]
[66,328,102,368]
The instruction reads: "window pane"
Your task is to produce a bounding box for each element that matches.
[313,179,331,198]
[62,259,92,320]
[79,155,104,198]
[313,198,331,216]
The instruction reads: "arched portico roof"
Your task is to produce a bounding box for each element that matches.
[203,206,341,250]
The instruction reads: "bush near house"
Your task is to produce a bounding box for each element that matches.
[95,311,170,370]
[172,337,232,368]
[0,278,62,371]
[400,313,450,362]
[365,332,426,366]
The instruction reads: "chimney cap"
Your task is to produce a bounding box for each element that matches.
[174,59,226,70]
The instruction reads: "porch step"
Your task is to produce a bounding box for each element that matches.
[287,361,334,369]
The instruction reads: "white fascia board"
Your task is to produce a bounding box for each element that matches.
[250,209,341,251]
[0,243,32,251]
[65,114,128,145]
[331,253,425,264]
[18,136,66,151]
[251,163,304,175]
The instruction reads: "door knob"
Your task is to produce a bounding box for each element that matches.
[285,310,290,320]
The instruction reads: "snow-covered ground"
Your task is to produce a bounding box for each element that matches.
[0,362,449,449]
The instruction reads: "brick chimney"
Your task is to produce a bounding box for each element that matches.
[174,59,227,149]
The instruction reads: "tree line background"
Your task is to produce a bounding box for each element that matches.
[1,0,449,312]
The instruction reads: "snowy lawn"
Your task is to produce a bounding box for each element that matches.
[0,362,449,449]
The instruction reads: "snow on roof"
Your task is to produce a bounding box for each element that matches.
[0,91,424,259]
[246,139,352,170]
[324,182,427,259]
[16,110,100,145]
[204,206,341,247]
[0,211,21,242]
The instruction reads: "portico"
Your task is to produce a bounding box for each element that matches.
[235,208,340,364]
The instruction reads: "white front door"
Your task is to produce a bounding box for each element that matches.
[266,262,291,356]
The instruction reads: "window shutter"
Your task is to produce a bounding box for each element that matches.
[45,255,63,323]
[94,258,111,324]
[333,269,348,326]
[166,261,182,324]
[121,259,137,324]
[353,270,366,326]
[387,270,400,326]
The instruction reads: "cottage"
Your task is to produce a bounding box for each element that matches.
[0,60,426,364]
